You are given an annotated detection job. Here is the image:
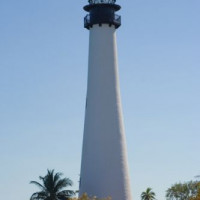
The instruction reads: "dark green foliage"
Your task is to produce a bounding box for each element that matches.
[30,169,75,200]
[166,181,200,200]
[141,188,156,200]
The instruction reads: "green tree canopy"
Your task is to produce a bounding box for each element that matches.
[166,181,200,200]
[30,169,75,200]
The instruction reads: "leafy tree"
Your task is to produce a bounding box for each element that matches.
[141,188,156,200]
[30,169,75,200]
[190,189,200,200]
[166,181,200,200]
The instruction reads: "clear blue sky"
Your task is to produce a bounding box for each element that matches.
[0,0,200,200]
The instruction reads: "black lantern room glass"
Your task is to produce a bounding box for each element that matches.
[84,0,121,29]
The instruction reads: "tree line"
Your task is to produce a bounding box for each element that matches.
[29,169,200,200]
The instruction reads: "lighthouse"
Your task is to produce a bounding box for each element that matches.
[79,1,132,200]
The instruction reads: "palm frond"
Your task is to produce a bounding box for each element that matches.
[57,190,75,199]
[39,176,45,181]
[30,191,47,200]
[54,172,63,185]
[43,170,55,192]
[58,190,75,196]
[55,178,73,192]
[30,181,46,191]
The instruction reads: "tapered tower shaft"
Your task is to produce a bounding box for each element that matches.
[80,1,132,200]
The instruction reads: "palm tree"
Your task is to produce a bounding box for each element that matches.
[30,169,75,200]
[141,188,156,200]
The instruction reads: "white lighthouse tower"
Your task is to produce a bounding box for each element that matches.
[79,1,132,200]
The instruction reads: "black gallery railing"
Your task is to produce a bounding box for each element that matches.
[84,14,121,29]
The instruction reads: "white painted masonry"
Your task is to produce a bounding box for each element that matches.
[79,24,132,200]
